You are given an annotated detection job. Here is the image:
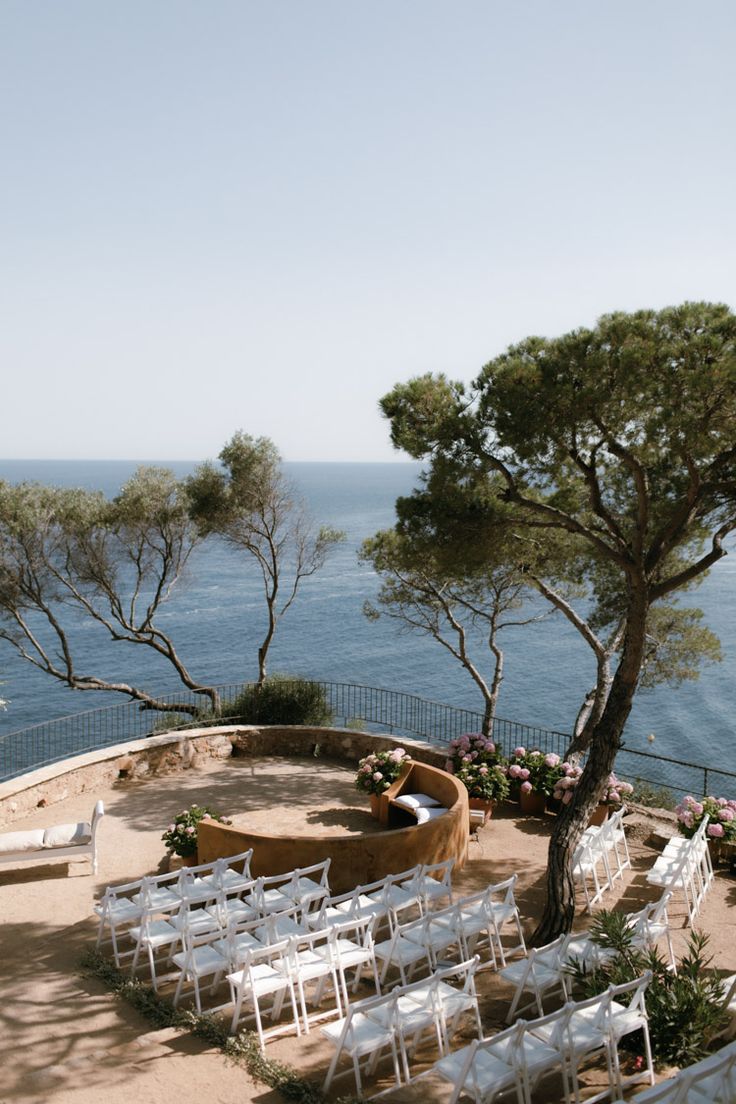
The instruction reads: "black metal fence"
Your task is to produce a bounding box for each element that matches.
[1,680,734,803]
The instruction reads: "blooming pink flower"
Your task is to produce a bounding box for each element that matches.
[544,753,560,767]
[513,747,526,758]
[719,808,735,821]
[520,781,533,794]
[479,766,489,775]
[691,801,704,816]
[519,768,530,781]
[373,771,383,781]
[508,764,522,779]
[707,823,725,838]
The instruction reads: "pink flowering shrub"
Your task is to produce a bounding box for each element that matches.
[445,732,503,775]
[676,794,736,842]
[454,761,510,802]
[162,803,232,857]
[550,768,634,808]
[355,747,410,795]
[508,747,565,798]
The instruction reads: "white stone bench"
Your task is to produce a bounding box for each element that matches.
[0,800,104,874]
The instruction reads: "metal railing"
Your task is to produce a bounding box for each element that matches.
[1,679,734,802]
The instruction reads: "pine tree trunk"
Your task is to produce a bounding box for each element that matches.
[531,580,649,944]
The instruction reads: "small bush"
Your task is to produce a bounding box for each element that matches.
[629,780,677,810]
[223,676,334,727]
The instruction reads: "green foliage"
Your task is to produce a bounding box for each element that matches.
[161,804,231,857]
[354,747,410,794]
[455,761,510,801]
[567,911,729,1067]
[628,780,676,810]
[223,676,334,727]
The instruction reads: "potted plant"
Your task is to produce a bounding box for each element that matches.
[161,803,231,864]
[454,761,510,824]
[508,748,564,816]
[551,768,634,824]
[354,747,410,817]
[676,794,736,864]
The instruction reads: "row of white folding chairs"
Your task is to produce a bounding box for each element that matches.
[573,808,631,913]
[94,849,255,964]
[374,876,526,986]
[97,855,331,969]
[646,815,714,924]
[632,1038,736,1103]
[306,858,455,940]
[171,912,380,1045]
[501,893,675,1024]
[321,957,482,1098]
[435,971,654,1104]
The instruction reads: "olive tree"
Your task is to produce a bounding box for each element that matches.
[0,468,218,715]
[186,432,345,688]
[381,301,736,940]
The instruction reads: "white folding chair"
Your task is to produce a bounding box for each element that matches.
[284,859,332,918]
[434,1018,549,1104]
[626,890,676,971]
[484,875,527,966]
[646,846,702,925]
[171,927,230,1013]
[321,989,403,1098]
[195,849,253,897]
[501,934,571,1022]
[533,991,616,1104]
[374,913,434,985]
[439,890,498,968]
[128,903,183,990]
[573,834,614,912]
[399,858,454,913]
[363,866,423,932]
[328,916,382,1008]
[391,956,483,1064]
[275,926,342,1032]
[227,938,302,1048]
[95,879,145,966]
[606,971,655,1096]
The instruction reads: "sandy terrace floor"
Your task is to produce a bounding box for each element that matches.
[1,754,735,1104]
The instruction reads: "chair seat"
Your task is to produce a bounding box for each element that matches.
[95,898,141,923]
[435,1043,516,1093]
[227,962,289,996]
[134,887,181,911]
[321,1011,394,1054]
[129,918,180,949]
[374,935,429,967]
[172,943,228,976]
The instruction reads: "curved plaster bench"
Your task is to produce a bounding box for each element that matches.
[0,800,104,874]
[197,760,468,894]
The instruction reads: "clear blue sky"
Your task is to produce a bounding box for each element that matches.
[2,1,734,462]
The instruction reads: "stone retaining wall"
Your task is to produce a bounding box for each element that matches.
[0,725,449,828]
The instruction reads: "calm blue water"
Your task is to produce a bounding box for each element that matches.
[0,460,734,778]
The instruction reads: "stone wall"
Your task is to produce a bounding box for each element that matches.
[0,725,448,828]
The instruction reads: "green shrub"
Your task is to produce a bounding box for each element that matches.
[223,676,333,727]
[566,910,728,1067]
[629,779,677,810]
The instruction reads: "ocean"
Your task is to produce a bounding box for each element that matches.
[0,459,734,785]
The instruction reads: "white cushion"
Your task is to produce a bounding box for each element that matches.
[0,829,46,853]
[393,793,442,811]
[43,821,92,849]
[415,807,448,824]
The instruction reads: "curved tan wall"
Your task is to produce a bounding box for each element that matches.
[197,740,469,893]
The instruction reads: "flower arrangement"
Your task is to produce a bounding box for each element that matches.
[550,767,634,807]
[507,747,565,798]
[455,761,510,803]
[600,772,634,806]
[445,732,502,774]
[676,795,736,842]
[162,803,232,858]
[354,747,410,795]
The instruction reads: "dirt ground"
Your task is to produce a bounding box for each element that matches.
[1,754,734,1104]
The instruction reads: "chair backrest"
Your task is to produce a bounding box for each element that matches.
[90,800,105,840]
[535,933,570,970]
[487,873,518,906]
[608,970,652,1016]
[419,857,454,884]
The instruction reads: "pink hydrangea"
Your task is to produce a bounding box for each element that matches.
[719,808,735,821]
[520,781,533,794]
[479,765,489,775]
[690,801,704,816]
[707,823,725,838]
[519,768,531,781]
[513,747,526,758]
[544,753,560,768]
[508,764,522,779]
[373,771,383,781]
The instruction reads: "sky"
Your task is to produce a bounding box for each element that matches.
[2,1,735,462]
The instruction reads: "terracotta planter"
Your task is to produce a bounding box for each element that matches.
[519,789,548,817]
[369,793,381,819]
[166,850,198,872]
[588,804,610,827]
[468,798,496,825]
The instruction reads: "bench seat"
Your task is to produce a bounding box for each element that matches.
[0,801,104,874]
